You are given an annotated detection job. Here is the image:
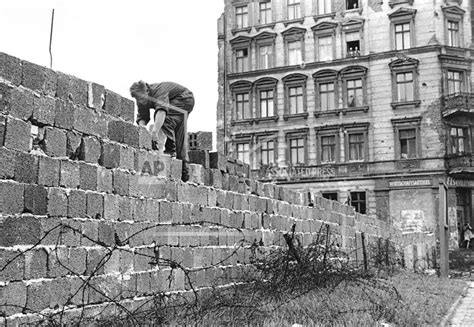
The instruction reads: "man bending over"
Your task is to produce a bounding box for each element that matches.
[130,80,194,182]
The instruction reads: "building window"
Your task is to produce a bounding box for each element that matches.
[322,192,338,201]
[317,0,332,15]
[236,143,250,164]
[345,32,360,58]
[399,129,417,159]
[350,191,366,214]
[259,44,273,69]
[392,117,421,160]
[235,93,250,120]
[321,135,337,163]
[314,69,338,113]
[394,23,411,50]
[346,0,359,10]
[283,74,307,117]
[289,86,304,114]
[235,6,249,29]
[259,1,272,25]
[236,48,249,72]
[259,90,274,117]
[287,0,301,20]
[388,8,416,51]
[348,133,365,161]
[318,36,333,61]
[260,139,275,165]
[450,127,467,154]
[389,57,420,107]
[447,21,459,47]
[289,137,305,165]
[346,79,363,107]
[288,40,302,65]
[319,82,335,111]
[254,32,277,70]
[447,70,463,95]
[396,72,414,102]
[255,77,278,119]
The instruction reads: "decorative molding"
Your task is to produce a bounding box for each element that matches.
[341,106,369,114]
[230,27,252,36]
[281,26,307,37]
[254,116,279,124]
[311,21,338,33]
[388,0,414,8]
[388,7,417,19]
[283,112,309,121]
[255,23,276,31]
[391,100,421,109]
[283,18,305,27]
[229,35,252,46]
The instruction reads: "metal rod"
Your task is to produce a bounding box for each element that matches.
[49,9,55,69]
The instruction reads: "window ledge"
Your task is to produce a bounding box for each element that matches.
[313,13,336,21]
[342,8,363,16]
[231,27,252,35]
[283,18,305,27]
[341,106,369,114]
[391,100,421,109]
[231,119,254,126]
[283,112,309,121]
[314,109,340,117]
[255,23,276,31]
[255,116,279,124]
[388,0,414,8]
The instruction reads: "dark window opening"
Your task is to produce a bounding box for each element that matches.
[346,40,360,57]
[350,191,366,214]
[346,0,359,10]
[322,192,338,201]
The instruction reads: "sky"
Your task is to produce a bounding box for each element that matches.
[0,0,224,139]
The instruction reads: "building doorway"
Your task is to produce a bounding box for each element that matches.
[456,188,472,246]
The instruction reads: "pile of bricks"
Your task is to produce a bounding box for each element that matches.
[0,52,436,325]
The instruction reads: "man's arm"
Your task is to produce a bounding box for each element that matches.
[152,109,166,140]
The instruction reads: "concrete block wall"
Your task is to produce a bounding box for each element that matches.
[0,52,435,324]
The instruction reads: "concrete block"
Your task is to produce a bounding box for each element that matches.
[87,82,105,110]
[4,116,30,152]
[104,89,121,117]
[22,60,57,96]
[43,126,67,157]
[0,181,24,214]
[14,152,38,183]
[138,126,152,150]
[59,159,80,188]
[0,52,22,85]
[37,155,60,186]
[86,191,103,219]
[66,130,81,159]
[85,248,106,275]
[103,194,119,221]
[79,162,98,191]
[112,169,129,196]
[3,281,27,315]
[68,189,87,218]
[54,99,77,130]
[1,215,41,246]
[0,83,34,120]
[56,72,88,106]
[209,169,223,189]
[49,277,71,309]
[118,196,133,221]
[120,97,135,122]
[78,136,101,163]
[98,221,115,247]
[170,157,182,179]
[24,185,48,215]
[81,220,99,246]
[0,249,25,282]
[74,106,108,138]
[188,149,209,168]
[32,95,55,126]
[24,248,48,280]
[209,151,226,171]
[47,187,68,217]
[101,141,134,170]
[0,147,16,179]
[188,163,203,184]
[97,166,113,193]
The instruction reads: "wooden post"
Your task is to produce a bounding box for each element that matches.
[361,232,368,272]
[439,182,449,278]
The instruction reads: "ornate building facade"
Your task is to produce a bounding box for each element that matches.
[217,0,473,241]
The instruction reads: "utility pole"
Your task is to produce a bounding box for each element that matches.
[439,182,449,278]
[49,9,55,69]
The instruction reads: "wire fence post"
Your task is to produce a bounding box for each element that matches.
[361,232,368,272]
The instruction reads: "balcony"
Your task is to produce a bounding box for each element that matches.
[442,93,474,118]
[446,153,474,172]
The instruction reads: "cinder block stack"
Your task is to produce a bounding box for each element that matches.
[0,52,436,325]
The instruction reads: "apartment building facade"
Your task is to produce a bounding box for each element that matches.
[217,0,473,242]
